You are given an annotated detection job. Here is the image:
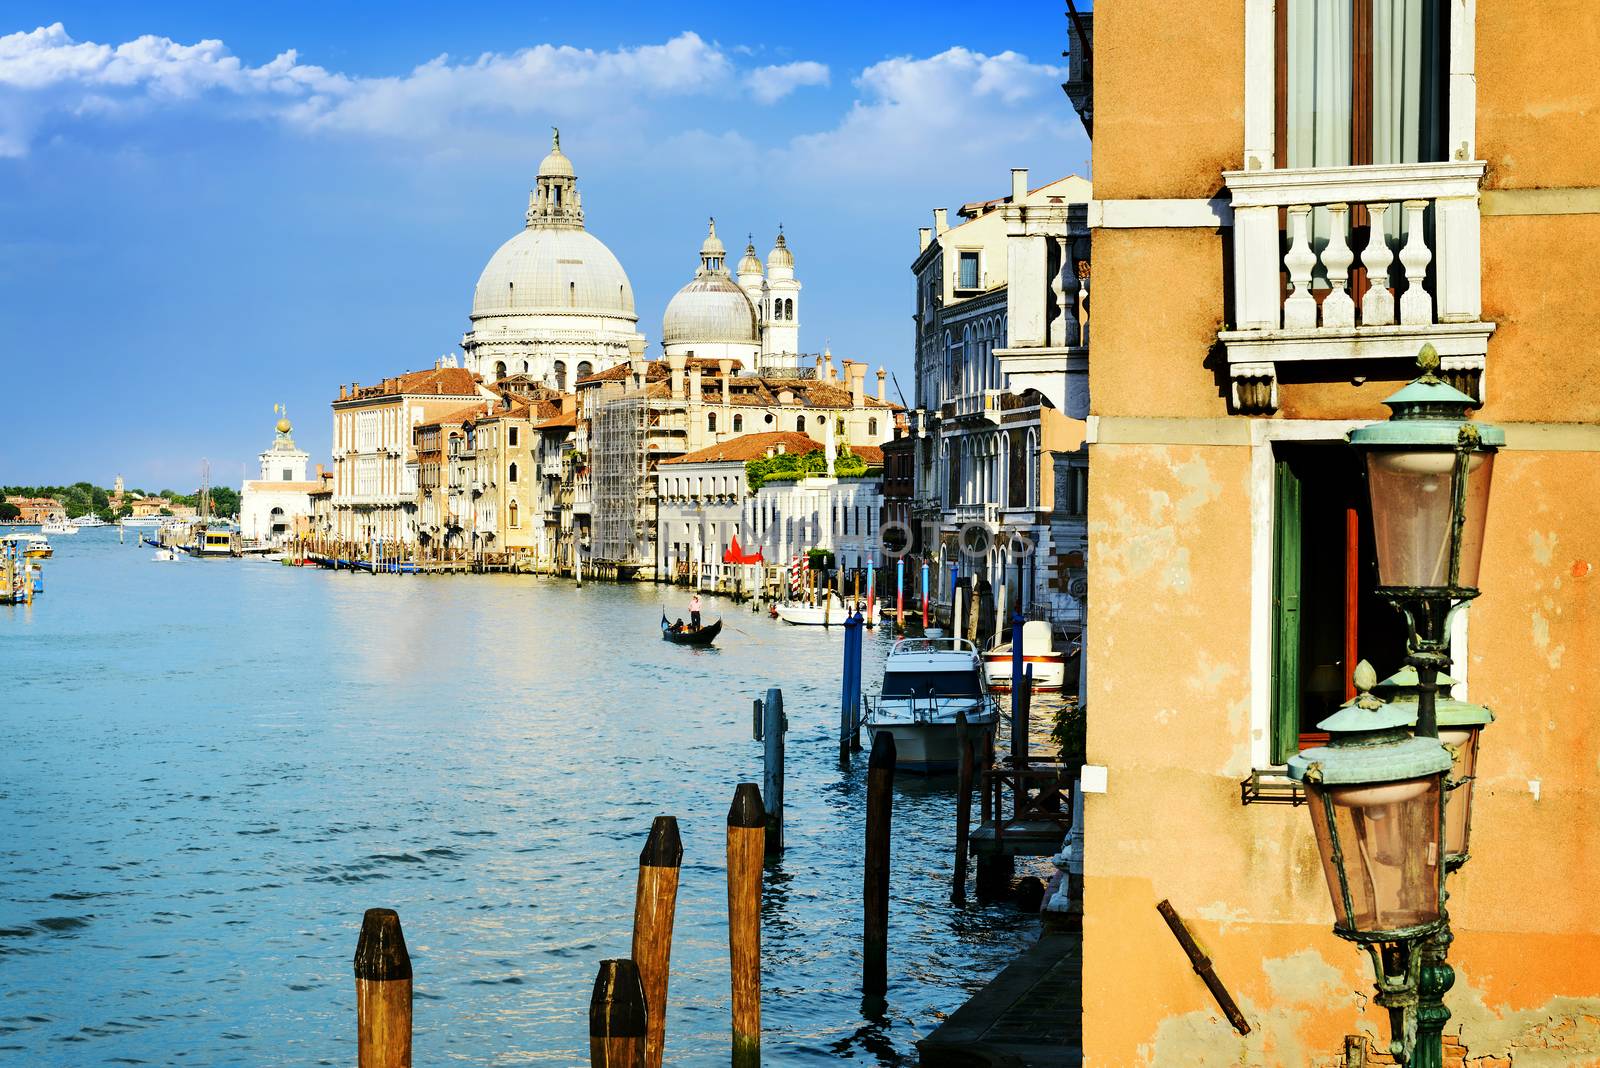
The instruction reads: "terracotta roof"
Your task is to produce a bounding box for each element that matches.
[418,402,492,429]
[660,432,881,467]
[535,412,577,430]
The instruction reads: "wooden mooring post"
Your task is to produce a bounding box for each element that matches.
[589,958,648,1067]
[952,708,973,905]
[354,907,412,1068]
[726,783,764,1066]
[631,817,682,1068]
[754,689,786,856]
[864,731,895,997]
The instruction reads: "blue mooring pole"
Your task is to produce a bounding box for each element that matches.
[841,612,862,766]
[851,611,865,751]
[1010,610,1025,730]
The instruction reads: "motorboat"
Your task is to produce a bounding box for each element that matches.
[661,613,722,646]
[773,591,880,627]
[188,529,234,558]
[153,548,181,562]
[72,515,107,528]
[984,620,1072,693]
[2,533,53,559]
[41,520,77,535]
[863,637,1000,773]
[119,517,162,529]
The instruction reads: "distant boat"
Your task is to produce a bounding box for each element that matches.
[661,613,722,646]
[188,529,234,558]
[773,592,879,627]
[73,516,108,528]
[984,620,1071,693]
[40,520,77,535]
[153,548,181,562]
[2,533,53,559]
[119,517,162,529]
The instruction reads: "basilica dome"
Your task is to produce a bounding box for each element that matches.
[471,227,636,321]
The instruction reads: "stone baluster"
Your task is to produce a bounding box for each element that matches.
[1398,199,1434,325]
[1282,205,1318,329]
[1076,261,1090,348]
[1321,203,1356,328]
[1360,203,1396,326]
[1055,238,1077,346]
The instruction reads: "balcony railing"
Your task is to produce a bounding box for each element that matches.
[939,389,1003,424]
[1219,161,1493,414]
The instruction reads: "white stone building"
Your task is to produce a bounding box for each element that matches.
[461,132,646,389]
[239,411,320,545]
[663,221,805,375]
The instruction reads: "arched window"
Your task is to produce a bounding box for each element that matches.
[733,414,743,432]
[494,361,507,380]
[509,500,519,528]
[784,298,793,319]
[569,281,576,307]
[796,415,806,432]
[508,462,518,483]
[554,361,568,391]
[708,412,717,432]
[577,361,593,382]
[868,418,878,436]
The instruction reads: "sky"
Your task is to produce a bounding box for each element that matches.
[0,1,1091,491]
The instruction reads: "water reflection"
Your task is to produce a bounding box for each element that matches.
[0,531,1043,1065]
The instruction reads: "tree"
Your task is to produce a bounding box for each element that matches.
[207,486,240,517]
[0,502,18,522]
[116,504,133,519]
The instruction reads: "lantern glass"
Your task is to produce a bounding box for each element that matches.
[1365,448,1494,590]
[1307,776,1443,934]
[1440,725,1482,860]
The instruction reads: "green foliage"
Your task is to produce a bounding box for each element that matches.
[1051,696,1087,773]
[207,486,240,517]
[116,504,133,519]
[0,502,18,521]
[745,447,869,492]
[159,508,174,516]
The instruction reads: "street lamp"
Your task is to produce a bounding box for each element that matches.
[1288,661,1452,1060]
[1374,667,1494,871]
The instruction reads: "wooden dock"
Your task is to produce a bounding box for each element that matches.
[917,931,1083,1067]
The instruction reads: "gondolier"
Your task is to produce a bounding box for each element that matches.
[689,593,702,630]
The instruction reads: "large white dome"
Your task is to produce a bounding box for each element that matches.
[663,273,758,345]
[471,227,636,322]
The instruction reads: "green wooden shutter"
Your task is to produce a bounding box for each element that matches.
[1271,459,1303,766]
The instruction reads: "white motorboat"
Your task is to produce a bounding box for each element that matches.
[73,515,107,528]
[772,592,880,627]
[984,620,1072,693]
[119,517,162,529]
[41,520,77,535]
[153,548,181,562]
[863,637,1000,773]
[2,532,53,559]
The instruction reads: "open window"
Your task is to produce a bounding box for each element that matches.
[1270,442,1408,765]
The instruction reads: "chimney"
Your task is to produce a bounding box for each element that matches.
[934,208,949,234]
[876,366,888,403]
[778,389,795,406]
[846,360,865,408]
[668,351,687,399]
[919,227,932,252]
[1011,167,1029,202]
[814,354,824,378]
[823,352,836,382]
[718,357,733,381]
[339,384,348,401]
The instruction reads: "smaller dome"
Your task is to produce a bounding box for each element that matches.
[663,273,759,346]
[767,230,794,270]
[738,238,763,277]
[539,128,574,178]
[276,418,292,435]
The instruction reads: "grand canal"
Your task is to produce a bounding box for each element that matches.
[1,529,1045,1065]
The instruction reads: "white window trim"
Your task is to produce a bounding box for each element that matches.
[1247,418,1469,770]
[1243,0,1477,168]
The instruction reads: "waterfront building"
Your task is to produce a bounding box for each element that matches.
[1077,3,1600,1063]
[663,221,806,376]
[460,132,645,388]
[329,362,491,545]
[744,444,884,576]
[413,404,478,551]
[6,497,65,524]
[907,168,1092,635]
[531,408,578,568]
[579,353,899,578]
[238,411,320,545]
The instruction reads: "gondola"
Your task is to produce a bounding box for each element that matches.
[661,613,722,646]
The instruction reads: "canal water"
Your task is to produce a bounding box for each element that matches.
[1,529,1049,1065]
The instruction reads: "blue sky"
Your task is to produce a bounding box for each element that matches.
[0,2,1090,490]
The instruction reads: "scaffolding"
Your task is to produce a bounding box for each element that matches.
[592,395,648,565]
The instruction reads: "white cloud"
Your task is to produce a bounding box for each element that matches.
[744,61,830,104]
[784,47,1083,187]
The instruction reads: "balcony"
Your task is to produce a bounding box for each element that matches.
[1219,161,1493,414]
[939,390,1003,425]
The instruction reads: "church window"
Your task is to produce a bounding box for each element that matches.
[796,415,806,432]
[494,361,507,380]
[577,361,593,381]
[569,281,576,307]
[508,462,519,483]
[733,415,743,432]
[868,418,878,436]
[555,361,568,391]
[784,298,793,319]
[764,413,774,425]
[282,468,293,481]
[509,427,519,447]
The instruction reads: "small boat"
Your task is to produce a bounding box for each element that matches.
[864,637,1000,773]
[73,515,107,528]
[773,592,880,627]
[661,613,722,646]
[984,620,1072,693]
[188,529,234,558]
[41,520,77,535]
[2,533,53,559]
[119,517,162,529]
[153,548,181,562]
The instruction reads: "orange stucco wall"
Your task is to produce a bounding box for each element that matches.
[1083,1,1600,1063]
